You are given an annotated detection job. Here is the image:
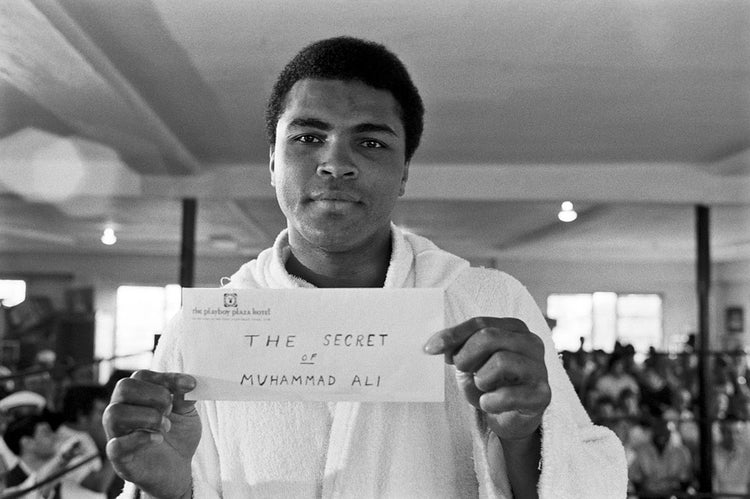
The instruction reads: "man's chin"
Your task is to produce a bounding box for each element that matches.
[294,223,367,252]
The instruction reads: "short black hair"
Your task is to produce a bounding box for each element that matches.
[265,36,424,162]
[3,414,48,455]
[61,384,109,424]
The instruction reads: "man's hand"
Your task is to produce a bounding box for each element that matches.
[103,370,200,499]
[424,317,550,441]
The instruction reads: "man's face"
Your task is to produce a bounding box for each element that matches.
[270,79,408,253]
[27,422,57,459]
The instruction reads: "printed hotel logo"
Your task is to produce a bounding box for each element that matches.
[224,293,238,308]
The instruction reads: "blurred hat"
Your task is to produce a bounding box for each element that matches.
[0,390,46,413]
[35,349,56,366]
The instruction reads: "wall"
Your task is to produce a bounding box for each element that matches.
[492,258,746,351]
[714,260,750,349]
[1,251,748,359]
[0,251,247,367]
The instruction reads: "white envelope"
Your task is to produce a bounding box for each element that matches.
[181,288,445,402]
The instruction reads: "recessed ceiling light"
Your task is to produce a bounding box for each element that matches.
[101,227,117,245]
[558,201,578,222]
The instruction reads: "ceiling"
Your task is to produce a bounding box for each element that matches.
[0,0,749,265]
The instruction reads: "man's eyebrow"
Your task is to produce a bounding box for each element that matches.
[287,117,331,130]
[353,123,398,136]
[287,118,398,136]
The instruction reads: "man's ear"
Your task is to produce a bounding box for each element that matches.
[269,146,276,187]
[399,162,410,197]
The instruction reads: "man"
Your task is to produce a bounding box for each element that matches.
[104,37,626,498]
[57,384,116,496]
[0,390,48,471]
[713,417,750,496]
[628,418,693,498]
[3,413,82,498]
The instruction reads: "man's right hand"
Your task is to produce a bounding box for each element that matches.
[103,370,200,499]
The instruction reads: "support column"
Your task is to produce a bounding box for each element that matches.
[695,204,712,494]
[180,198,197,288]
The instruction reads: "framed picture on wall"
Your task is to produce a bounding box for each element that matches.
[726,306,745,334]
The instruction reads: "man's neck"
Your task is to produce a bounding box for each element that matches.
[285,234,392,288]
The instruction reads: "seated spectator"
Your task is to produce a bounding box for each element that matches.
[639,366,673,418]
[713,416,750,496]
[713,391,731,421]
[0,390,47,418]
[57,384,115,497]
[617,388,641,421]
[2,413,82,498]
[594,354,640,403]
[0,390,48,472]
[665,387,699,471]
[590,394,618,428]
[629,418,693,498]
[561,350,587,400]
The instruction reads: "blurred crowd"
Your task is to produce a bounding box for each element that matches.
[0,340,748,497]
[0,349,131,498]
[562,338,750,498]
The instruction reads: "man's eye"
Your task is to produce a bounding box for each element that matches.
[361,139,385,148]
[295,135,322,144]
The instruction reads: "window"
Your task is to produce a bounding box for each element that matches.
[0,280,26,307]
[547,292,662,353]
[115,284,181,370]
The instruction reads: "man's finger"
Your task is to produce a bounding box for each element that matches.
[455,370,484,408]
[103,402,167,438]
[424,317,494,354]
[131,370,197,395]
[471,350,544,393]
[424,317,531,356]
[170,392,198,416]
[478,383,551,416]
[452,330,542,374]
[107,431,164,477]
[110,371,196,411]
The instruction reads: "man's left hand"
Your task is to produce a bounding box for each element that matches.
[424,317,551,441]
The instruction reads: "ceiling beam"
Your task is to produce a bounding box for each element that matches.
[0,0,202,175]
[138,161,750,205]
[494,205,608,251]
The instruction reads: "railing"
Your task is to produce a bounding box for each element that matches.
[0,453,99,498]
[0,351,152,496]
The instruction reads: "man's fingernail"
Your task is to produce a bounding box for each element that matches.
[178,376,196,391]
[424,339,442,354]
[150,432,164,444]
[161,416,171,433]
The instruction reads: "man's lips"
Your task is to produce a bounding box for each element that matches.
[309,191,361,203]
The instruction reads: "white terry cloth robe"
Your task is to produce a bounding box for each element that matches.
[123,224,627,499]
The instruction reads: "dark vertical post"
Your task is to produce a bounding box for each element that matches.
[695,204,712,494]
[180,198,197,288]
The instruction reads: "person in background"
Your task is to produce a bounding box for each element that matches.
[560,350,586,401]
[638,365,674,419]
[664,387,699,475]
[629,417,693,499]
[594,354,640,404]
[0,390,48,474]
[2,413,82,498]
[713,416,750,497]
[57,384,116,497]
[104,36,627,499]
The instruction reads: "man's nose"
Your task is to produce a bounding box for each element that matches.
[316,141,358,179]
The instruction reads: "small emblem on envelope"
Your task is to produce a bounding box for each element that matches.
[223,293,238,307]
